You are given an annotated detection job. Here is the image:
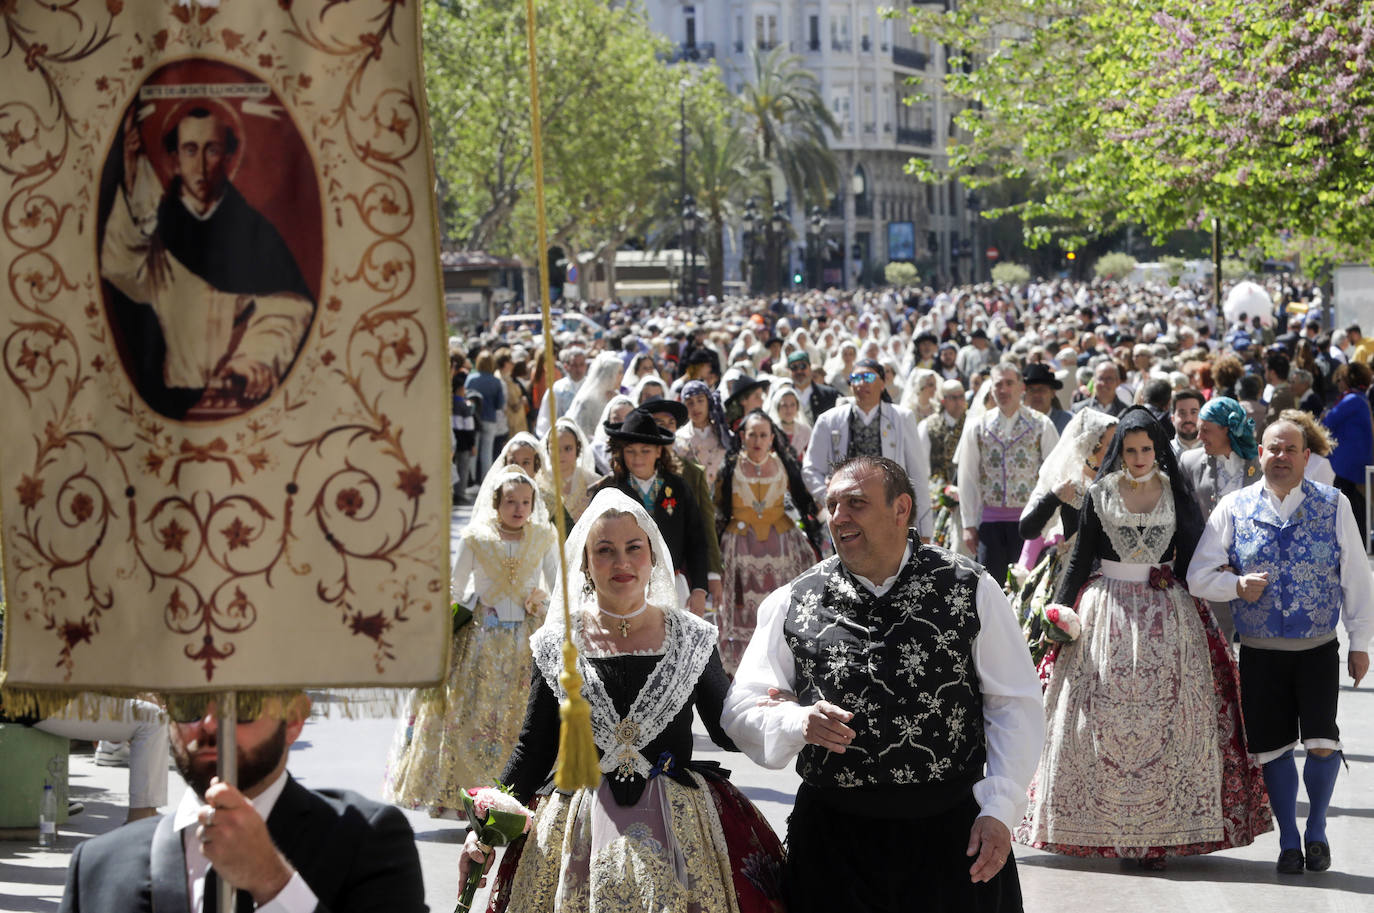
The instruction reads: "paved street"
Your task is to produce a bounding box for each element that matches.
[3,507,1373,911]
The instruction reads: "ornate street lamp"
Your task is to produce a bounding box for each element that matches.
[682,194,699,306]
[742,197,759,293]
[770,200,787,299]
[807,205,827,289]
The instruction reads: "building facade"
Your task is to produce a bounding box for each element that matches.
[646,0,982,289]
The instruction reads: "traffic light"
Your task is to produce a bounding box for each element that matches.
[1065,251,1077,262]
[793,271,804,285]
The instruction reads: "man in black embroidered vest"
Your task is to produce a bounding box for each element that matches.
[723,456,1044,912]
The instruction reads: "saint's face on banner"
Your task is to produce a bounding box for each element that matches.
[97,58,323,422]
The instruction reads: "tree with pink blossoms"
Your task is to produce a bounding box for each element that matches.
[904,0,1374,260]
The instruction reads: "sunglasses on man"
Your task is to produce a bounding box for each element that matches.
[848,371,879,385]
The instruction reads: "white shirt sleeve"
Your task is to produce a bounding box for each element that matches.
[1335,492,1374,654]
[451,537,477,604]
[721,583,812,768]
[969,573,1046,830]
[801,413,833,506]
[256,872,319,913]
[899,408,934,539]
[957,422,983,529]
[1187,491,1241,602]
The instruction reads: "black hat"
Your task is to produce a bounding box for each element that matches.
[725,374,771,408]
[970,327,989,341]
[853,357,885,375]
[604,409,677,446]
[1022,363,1063,389]
[766,336,784,347]
[915,331,938,346]
[638,397,688,428]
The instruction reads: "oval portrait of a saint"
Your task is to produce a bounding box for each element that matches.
[96,59,322,422]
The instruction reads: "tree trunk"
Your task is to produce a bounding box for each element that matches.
[708,218,725,301]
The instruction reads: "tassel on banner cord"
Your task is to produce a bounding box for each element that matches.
[524,0,598,790]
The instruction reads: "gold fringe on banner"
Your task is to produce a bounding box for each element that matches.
[524,0,599,790]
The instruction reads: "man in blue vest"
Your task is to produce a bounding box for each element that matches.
[1189,418,1372,875]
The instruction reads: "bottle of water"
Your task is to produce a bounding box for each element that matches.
[38,784,57,848]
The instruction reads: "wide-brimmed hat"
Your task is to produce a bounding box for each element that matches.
[638,397,689,428]
[725,375,771,408]
[604,409,677,446]
[1022,363,1063,389]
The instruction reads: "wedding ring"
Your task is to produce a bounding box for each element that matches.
[203,807,216,827]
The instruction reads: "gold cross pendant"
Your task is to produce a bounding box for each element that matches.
[618,617,631,637]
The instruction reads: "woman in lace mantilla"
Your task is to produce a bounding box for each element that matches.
[468,489,786,913]
[382,465,558,816]
[715,409,821,675]
[1017,407,1270,866]
[1011,410,1118,662]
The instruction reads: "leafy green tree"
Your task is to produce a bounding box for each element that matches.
[424,0,682,270]
[686,104,766,300]
[904,0,1374,260]
[991,262,1032,284]
[885,262,920,286]
[1093,252,1138,280]
[736,47,840,290]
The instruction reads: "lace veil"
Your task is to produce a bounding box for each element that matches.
[467,463,551,536]
[537,487,681,636]
[540,416,595,480]
[1035,410,1119,509]
[493,431,544,475]
[566,351,625,439]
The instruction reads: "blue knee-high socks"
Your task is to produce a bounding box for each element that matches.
[1262,751,1300,851]
[1303,751,1342,845]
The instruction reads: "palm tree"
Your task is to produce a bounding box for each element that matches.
[736,47,839,292]
[687,107,764,300]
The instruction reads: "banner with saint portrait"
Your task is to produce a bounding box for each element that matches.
[0,0,450,706]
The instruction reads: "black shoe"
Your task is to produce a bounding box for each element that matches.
[1276,848,1305,874]
[1304,841,1331,872]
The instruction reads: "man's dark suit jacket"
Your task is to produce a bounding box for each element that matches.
[803,382,840,423]
[59,776,426,913]
[591,469,709,592]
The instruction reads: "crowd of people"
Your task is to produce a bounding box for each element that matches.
[45,275,1374,912]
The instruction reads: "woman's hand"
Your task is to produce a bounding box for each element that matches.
[524,589,549,617]
[457,829,495,886]
[1054,480,1079,503]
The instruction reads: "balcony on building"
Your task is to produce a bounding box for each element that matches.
[891,45,928,70]
[896,126,934,147]
[670,41,715,63]
[831,38,851,51]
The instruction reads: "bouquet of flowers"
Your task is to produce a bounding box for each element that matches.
[454,785,532,913]
[936,484,960,510]
[1040,603,1083,644]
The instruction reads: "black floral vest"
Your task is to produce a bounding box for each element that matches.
[783,535,986,812]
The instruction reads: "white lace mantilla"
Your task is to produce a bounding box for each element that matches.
[1091,471,1175,564]
[531,610,719,782]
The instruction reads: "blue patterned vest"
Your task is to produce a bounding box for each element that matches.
[1227,479,1343,639]
[782,535,986,807]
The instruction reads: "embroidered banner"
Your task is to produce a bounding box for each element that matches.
[0,0,450,698]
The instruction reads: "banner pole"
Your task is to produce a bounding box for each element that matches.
[217,690,238,913]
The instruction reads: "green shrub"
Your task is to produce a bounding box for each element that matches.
[884,261,919,287]
[991,262,1031,285]
[1093,251,1137,280]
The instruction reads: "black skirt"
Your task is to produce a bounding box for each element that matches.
[784,785,1023,913]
